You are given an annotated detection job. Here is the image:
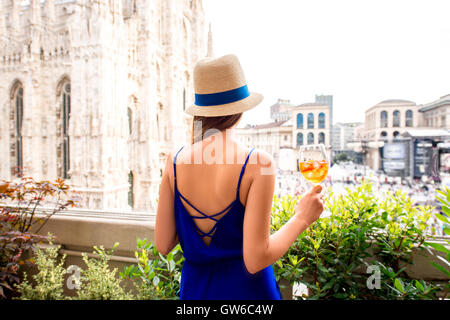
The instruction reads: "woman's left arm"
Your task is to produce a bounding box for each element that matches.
[154,153,178,255]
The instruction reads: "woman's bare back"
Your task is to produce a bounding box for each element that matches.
[171,137,254,246]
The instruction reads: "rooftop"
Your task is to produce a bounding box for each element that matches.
[295,102,329,108]
[400,129,450,138]
[376,99,416,106]
[243,119,289,129]
[366,99,418,114]
[419,94,450,112]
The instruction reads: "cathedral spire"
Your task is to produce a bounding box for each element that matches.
[45,0,56,24]
[207,23,213,57]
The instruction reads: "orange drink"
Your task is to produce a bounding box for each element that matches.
[299,160,329,184]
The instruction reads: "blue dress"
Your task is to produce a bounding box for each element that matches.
[173,146,282,300]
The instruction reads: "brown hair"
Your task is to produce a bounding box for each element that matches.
[191,113,243,144]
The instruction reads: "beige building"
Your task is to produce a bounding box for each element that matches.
[357,96,450,174]
[420,94,450,129]
[364,99,421,142]
[363,99,421,170]
[0,0,207,212]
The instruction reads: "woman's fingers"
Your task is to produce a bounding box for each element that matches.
[313,185,322,193]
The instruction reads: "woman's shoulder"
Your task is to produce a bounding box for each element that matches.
[245,147,276,176]
[248,148,274,163]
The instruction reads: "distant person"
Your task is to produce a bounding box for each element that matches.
[155,55,324,300]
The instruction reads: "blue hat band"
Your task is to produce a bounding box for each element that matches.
[195,85,250,106]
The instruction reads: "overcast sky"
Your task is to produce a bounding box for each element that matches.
[203,0,450,127]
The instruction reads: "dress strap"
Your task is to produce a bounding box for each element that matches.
[236,148,255,199]
[173,146,185,187]
[178,191,234,221]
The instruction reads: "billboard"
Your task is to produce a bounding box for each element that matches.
[383,161,405,170]
[382,142,407,177]
[413,140,432,178]
[383,143,406,159]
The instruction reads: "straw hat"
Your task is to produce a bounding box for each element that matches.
[185,54,263,117]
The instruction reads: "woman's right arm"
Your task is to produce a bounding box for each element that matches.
[242,151,323,274]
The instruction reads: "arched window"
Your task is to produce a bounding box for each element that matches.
[405,110,413,127]
[307,113,314,129]
[318,132,325,144]
[393,110,400,127]
[380,131,387,139]
[393,131,400,138]
[62,82,71,179]
[296,113,303,129]
[11,82,24,176]
[307,132,314,144]
[318,112,325,129]
[128,171,134,208]
[296,133,303,147]
[380,111,388,128]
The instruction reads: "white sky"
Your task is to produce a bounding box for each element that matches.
[203,0,450,127]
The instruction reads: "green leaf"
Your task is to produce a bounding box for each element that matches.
[333,293,348,299]
[322,281,333,291]
[436,189,447,199]
[430,262,450,277]
[435,212,450,224]
[394,278,404,293]
[444,227,450,236]
[415,280,424,293]
[425,242,450,254]
[318,265,328,274]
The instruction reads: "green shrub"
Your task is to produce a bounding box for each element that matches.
[423,187,450,298]
[16,242,133,300]
[120,238,183,300]
[75,243,133,300]
[272,181,441,300]
[14,235,67,300]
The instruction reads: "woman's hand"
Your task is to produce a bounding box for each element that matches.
[294,185,324,227]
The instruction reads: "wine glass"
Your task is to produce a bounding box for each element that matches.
[298,144,331,218]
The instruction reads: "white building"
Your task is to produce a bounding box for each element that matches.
[0,0,207,212]
[331,122,363,152]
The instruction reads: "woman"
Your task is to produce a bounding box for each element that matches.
[155,54,324,300]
